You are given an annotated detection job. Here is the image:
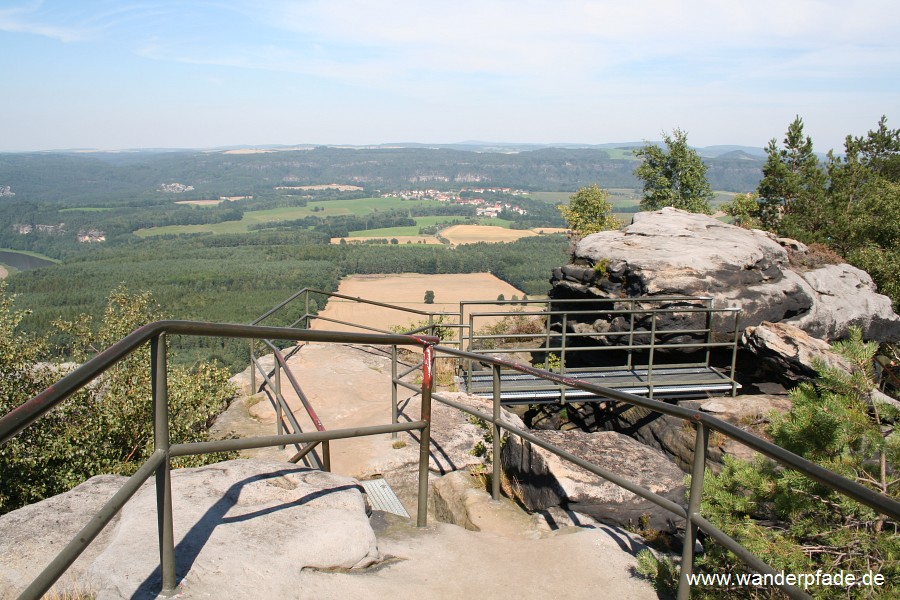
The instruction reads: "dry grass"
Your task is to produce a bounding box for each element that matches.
[473,309,547,350]
[41,577,96,600]
[434,357,459,389]
[788,242,844,270]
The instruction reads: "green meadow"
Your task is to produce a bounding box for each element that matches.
[135,197,445,237]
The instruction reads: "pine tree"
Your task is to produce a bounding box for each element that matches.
[756,116,827,233]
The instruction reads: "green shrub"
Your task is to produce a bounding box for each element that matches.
[0,283,236,514]
[686,328,900,598]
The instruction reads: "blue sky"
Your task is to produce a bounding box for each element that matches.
[1,0,898,152]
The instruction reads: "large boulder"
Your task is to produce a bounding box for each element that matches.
[742,321,852,385]
[558,395,791,471]
[551,208,900,342]
[0,459,381,599]
[500,429,685,531]
[743,321,900,412]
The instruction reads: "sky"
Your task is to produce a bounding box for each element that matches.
[1,0,898,153]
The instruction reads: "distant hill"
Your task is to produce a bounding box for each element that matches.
[0,145,765,204]
[696,145,768,159]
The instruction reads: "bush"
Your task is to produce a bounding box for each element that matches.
[472,309,545,350]
[558,184,620,236]
[666,328,900,598]
[0,284,236,514]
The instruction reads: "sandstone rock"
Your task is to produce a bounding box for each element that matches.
[788,263,900,341]
[432,470,538,537]
[362,391,514,481]
[872,388,900,412]
[598,404,703,471]
[0,459,380,600]
[742,322,900,411]
[742,321,852,384]
[699,394,794,463]
[501,429,685,531]
[592,394,793,471]
[0,475,127,597]
[550,208,900,342]
[699,394,792,422]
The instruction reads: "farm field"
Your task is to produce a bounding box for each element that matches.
[335,225,568,246]
[134,197,447,237]
[441,224,536,245]
[311,273,526,334]
[346,217,512,238]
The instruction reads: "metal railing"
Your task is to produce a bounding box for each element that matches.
[251,340,328,468]
[388,343,900,600]
[250,286,458,338]
[460,296,741,400]
[0,321,438,600]
[248,289,743,402]
[4,298,899,599]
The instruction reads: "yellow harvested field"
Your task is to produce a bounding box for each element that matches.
[441,225,537,245]
[175,199,225,206]
[312,273,526,334]
[0,265,7,279]
[330,236,443,245]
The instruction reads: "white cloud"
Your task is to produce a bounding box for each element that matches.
[3,1,897,150]
[0,1,87,42]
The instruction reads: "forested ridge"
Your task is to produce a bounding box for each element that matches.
[0,145,763,204]
[6,231,568,370]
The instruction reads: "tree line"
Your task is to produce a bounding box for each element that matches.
[6,231,568,371]
[560,117,900,309]
[557,118,900,597]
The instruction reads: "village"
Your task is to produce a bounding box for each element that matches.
[381,187,530,217]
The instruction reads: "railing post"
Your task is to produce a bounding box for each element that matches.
[627,300,636,370]
[304,290,310,329]
[151,334,176,597]
[544,298,552,360]
[492,364,501,501]
[391,345,399,439]
[458,302,465,353]
[677,422,709,600]
[466,313,475,391]
[704,300,713,368]
[417,343,435,527]
[249,338,256,393]
[648,312,657,399]
[322,441,331,472]
[560,312,568,404]
[275,354,283,449]
[730,311,741,397]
